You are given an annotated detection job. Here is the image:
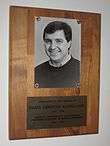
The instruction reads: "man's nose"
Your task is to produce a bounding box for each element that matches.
[49,41,56,50]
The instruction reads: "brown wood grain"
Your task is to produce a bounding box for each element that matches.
[9,6,101,139]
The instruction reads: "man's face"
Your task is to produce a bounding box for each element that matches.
[44,30,71,63]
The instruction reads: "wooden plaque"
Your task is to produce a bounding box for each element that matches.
[9,6,101,139]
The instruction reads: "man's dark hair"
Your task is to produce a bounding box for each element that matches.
[43,21,72,42]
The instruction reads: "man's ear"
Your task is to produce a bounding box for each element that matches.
[68,40,72,50]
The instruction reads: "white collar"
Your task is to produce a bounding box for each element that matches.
[49,54,71,68]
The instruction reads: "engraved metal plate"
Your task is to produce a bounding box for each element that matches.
[27,96,87,129]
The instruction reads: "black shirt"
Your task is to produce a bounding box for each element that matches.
[35,57,80,88]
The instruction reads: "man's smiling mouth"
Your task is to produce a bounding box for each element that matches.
[50,51,60,56]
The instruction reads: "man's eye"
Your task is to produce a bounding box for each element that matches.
[56,39,63,43]
[45,39,51,43]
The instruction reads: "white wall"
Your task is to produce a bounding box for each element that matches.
[0,0,110,146]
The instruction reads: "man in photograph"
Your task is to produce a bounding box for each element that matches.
[35,21,80,88]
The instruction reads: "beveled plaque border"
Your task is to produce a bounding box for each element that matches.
[9,6,101,139]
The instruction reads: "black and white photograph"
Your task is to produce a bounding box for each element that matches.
[34,16,81,88]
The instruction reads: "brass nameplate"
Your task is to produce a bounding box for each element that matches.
[27,96,87,129]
